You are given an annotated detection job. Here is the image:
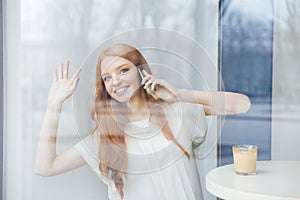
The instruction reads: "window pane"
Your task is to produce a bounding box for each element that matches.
[220,0,273,165]
[4,0,219,199]
[272,0,300,160]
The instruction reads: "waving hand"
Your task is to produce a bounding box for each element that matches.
[48,60,81,104]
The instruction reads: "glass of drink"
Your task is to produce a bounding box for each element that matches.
[232,145,258,175]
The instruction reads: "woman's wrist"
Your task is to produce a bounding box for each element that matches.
[176,89,190,102]
[47,100,63,111]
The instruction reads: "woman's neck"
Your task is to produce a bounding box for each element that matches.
[128,98,150,121]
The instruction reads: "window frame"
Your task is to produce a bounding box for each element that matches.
[1,0,4,198]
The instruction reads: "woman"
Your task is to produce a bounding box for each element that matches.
[35,43,251,200]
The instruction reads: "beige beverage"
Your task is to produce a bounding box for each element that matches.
[232,145,258,175]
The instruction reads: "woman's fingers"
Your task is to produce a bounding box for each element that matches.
[151,80,157,91]
[141,69,148,76]
[141,70,151,84]
[70,68,81,82]
[63,60,69,80]
[54,60,80,82]
[144,78,154,89]
[58,63,63,80]
[49,61,81,104]
[140,69,178,102]
[53,68,58,82]
[141,75,151,85]
[70,77,80,91]
[142,75,163,91]
[141,70,155,88]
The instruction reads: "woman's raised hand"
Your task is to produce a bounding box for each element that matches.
[48,60,81,104]
[141,70,178,102]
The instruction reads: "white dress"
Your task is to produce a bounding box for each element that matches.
[75,102,207,200]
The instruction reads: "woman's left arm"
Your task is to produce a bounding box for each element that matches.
[176,89,251,115]
[141,71,251,115]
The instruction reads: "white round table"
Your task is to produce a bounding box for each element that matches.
[206,160,300,200]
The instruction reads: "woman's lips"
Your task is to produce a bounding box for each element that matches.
[114,86,129,95]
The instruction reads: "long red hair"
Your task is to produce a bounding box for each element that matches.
[90,43,189,199]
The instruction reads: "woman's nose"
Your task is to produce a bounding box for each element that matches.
[112,74,121,86]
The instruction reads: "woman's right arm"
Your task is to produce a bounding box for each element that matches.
[35,61,85,177]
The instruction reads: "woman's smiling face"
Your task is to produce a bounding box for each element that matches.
[101,56,141,102]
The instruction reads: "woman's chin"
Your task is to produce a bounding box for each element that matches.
[112,88,140,103]
[113,93,132,103]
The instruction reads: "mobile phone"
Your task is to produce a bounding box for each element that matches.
[137,68,158,100]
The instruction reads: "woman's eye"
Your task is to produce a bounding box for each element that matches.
[103,76,111,82]
[120,68,129,74]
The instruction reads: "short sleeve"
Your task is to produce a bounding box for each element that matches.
[181,102,208,149]
[75,132,117,188]
[166,102,208,150]
[74,132,100,168]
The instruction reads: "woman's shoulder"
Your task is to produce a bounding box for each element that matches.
[74,130,100,167]
[163,101,206,127]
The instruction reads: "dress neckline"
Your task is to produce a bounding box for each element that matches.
[129,118,150,129]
